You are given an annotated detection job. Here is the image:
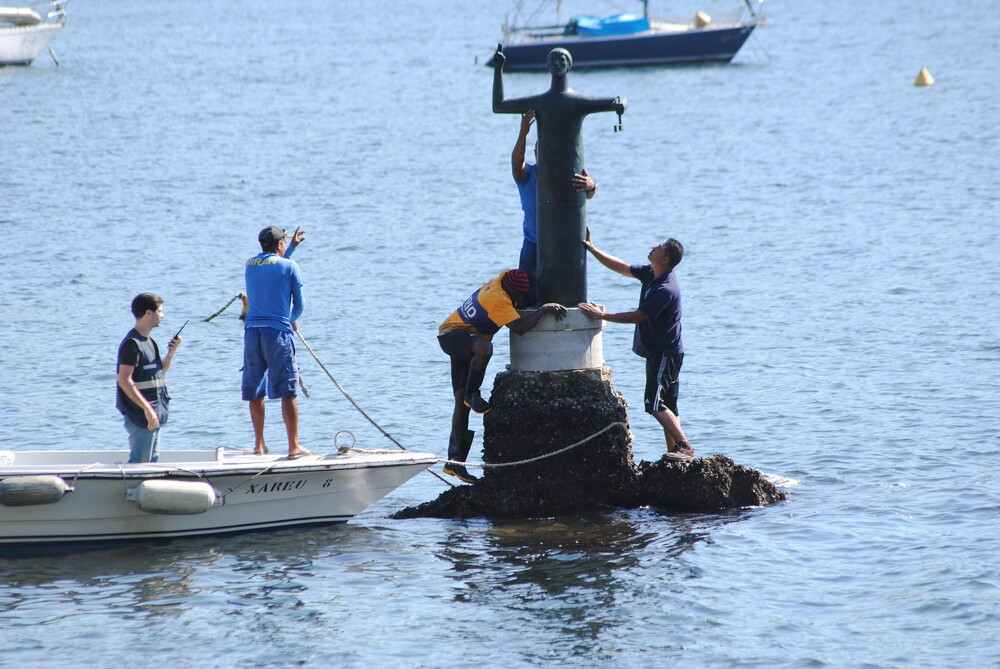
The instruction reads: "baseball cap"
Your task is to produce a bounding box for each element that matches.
[258,226,287,245]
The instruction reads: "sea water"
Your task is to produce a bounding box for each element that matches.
[1,0,998,666]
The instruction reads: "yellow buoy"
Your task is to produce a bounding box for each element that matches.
[915,67,935,86]
[694,11,712,28]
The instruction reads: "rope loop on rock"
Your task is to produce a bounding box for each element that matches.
[435,421,628,469]
[295,330,455,487]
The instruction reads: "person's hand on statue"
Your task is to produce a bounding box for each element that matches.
[572,168,596,197]
[583,227,596,252]
[519,110,535,135]
[540,303,569,320]
[578,302,603,320]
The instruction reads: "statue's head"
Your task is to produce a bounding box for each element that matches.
[547,48,572,76]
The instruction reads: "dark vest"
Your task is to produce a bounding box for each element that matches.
[116,329,170,427]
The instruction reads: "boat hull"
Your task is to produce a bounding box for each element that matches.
[501,23,756,71]
[0,449,435,548]
[0,21,62,66]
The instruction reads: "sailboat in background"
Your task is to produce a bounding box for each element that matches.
[494,0,763,71]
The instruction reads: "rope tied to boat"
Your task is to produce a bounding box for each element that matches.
[342,421,629,469]
[218,462,282,502]
[295,331,455,487]
[203,292,245,322]
[444,421,627,468]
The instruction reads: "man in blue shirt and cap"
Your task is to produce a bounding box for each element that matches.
[243,225,310,459]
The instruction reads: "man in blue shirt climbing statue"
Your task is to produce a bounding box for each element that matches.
[512,109,596,307]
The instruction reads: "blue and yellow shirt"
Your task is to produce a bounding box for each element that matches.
[439,272,521,340]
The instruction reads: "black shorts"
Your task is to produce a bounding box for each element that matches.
[644,352,684,415]
[438,330,480,392]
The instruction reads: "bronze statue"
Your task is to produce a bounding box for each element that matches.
[493,44,626,305]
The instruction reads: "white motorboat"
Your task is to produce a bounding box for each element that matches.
[0,445,436,549]
[0,0,67,66]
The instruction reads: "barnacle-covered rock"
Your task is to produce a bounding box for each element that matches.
[393,368,785,520]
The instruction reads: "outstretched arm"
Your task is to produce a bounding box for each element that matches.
[577,94,628,117]
[583,229,631,277]
[493,44,536,114]
[507,303,568,335]
[579,302,649,324]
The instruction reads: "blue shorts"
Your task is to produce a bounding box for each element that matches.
[644,352,683,415]
[242,327,298,400]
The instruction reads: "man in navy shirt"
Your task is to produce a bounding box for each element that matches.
[580,231,695,460]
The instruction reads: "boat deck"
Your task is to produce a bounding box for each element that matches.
[0,448,439,477]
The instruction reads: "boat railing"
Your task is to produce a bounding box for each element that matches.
[502,1,762,44]
[47,1,68,23]
[651,8,747,28]
[0,0,67,26]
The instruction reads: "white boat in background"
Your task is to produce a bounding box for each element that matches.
[0,0,67,66]
[0,445,436,550]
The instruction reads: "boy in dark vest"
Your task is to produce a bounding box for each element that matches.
[116,292,182,463]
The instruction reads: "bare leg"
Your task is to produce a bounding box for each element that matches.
[651,409,688,452]
[249,398,267,454]
[470,339,493,376]
[464,338,493,399]
[281,395,305,456]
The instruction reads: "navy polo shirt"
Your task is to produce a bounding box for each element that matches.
[630,264,683,358]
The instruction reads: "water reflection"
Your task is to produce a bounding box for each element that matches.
[436,511,716,654]
[0,524,385,623]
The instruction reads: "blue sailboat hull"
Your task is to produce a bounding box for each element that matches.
[500,23,756,71]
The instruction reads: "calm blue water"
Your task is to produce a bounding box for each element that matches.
[2,0,999,666]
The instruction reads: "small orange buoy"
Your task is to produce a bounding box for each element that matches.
[915,67,935,86]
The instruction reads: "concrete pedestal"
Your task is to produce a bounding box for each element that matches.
[509,307,603,372]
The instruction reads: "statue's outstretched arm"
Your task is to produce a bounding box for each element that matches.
[492,44,537,114]
[576,95,628,116]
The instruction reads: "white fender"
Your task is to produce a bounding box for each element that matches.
[128,480,217,515]
[0,475,73,506]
